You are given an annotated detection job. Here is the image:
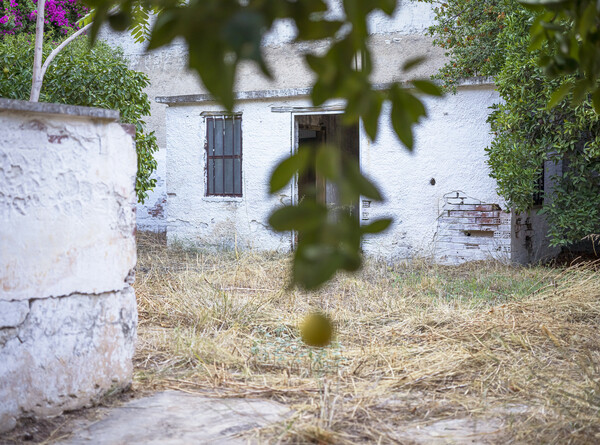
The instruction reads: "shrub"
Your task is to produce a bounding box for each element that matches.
[0,34,158,203]
[425,0,600,246]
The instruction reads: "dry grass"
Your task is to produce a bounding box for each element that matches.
[134,232,600,444]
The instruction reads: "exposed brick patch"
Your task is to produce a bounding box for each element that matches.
[148,197,166,218]
[435,191,511,264]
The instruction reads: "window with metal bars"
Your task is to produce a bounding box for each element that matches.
[205,115,242,196]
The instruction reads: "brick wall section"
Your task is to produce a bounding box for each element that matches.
[435,191,511,264]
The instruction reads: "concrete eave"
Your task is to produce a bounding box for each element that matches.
[155,77,495,105]
[0,98,120,121]
[156,87,313,105]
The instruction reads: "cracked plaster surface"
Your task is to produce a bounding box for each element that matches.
[0,102,138,433]
[0,111,137,301]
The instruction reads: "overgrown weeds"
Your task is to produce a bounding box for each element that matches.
[134,232,600,444]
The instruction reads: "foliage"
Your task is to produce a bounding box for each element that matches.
[422,0,521,90]
[0,34,158,203]
[520,0,600,112]
[427,0,600,246]
[0,0,88,37]
[268,143,392,288]
[83,0,443,289]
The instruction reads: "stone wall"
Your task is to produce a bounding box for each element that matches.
[0,99,138,432]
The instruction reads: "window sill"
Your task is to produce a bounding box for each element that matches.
[202,196,244,203]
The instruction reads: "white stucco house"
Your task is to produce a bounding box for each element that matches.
[102,0,559,264]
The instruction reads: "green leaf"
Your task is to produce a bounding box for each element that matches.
[310,79,331,106]
[391,99,414,150]
[571,79,590,105]
[108,11,131,32]
[592,88,600,113]
[403,92,428,122]
[77,10,95,28]
[361,218,393,234]
[187,38,236,111]
[270,148,312,193]
[376,0,397,15]
[361,91,383,141]
[403,56,427,72]
[293,249,344,290]
[222,10,271,79]
[578,2,597,36]
[269,202,327,232]
[344,160,383,201]
[412,80,443,97]
[519,0,570,12]
[296,20,344,40]
[547,80,572,109]
[316,144,341,180]
[528,30,546,52]
[89,4,109,45]
[147,11,180,50]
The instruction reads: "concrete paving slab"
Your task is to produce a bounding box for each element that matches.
[58,390,291,445]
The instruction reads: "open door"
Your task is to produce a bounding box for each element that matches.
[297,122,326,205]
[295,114,360,245]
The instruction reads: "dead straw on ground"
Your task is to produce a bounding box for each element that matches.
[133,232,600,444]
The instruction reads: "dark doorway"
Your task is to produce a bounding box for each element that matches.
[295,114,360,218]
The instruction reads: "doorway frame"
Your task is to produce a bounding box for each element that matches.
[290,109,362,250]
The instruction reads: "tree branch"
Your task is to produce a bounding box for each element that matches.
[39,23,93,82]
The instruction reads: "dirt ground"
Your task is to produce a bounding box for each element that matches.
[2,232,599,444]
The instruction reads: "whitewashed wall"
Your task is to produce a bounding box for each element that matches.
[164,84,510,263]
[362,85,509,262]
[166,100,292,250]
[0,99,137,432]
[99,0,444,233]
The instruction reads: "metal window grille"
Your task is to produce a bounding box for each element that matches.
[206,115,242,196]
[533,163,544,206]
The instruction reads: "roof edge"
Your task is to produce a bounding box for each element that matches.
[155,77,495,105]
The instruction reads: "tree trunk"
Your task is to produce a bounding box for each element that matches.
[29,1,92,102]
[29,0,46,102]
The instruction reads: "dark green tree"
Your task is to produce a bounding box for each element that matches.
[520,0,600,112]
[426,0,600,246]
[0,34,158,203]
